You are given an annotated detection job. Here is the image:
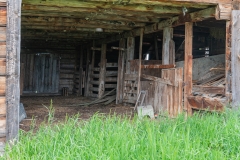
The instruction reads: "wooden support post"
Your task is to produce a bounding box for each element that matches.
[184,22,193,116]
[231,11,240,108]
[225,20,231,102]
[154,35,159,60]
[6,0,21,142]
[126,37,135,74]
[84,46,91,97]
[162,27,174,64]
[116,38,126,104]
[137,28,144,95]
[98,43,107,98]
[79,46,83,96]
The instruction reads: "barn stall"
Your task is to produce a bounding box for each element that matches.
[1,0,240,153]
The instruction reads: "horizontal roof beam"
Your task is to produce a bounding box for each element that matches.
[96,7,217,44]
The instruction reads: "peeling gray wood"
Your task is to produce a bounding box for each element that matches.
[6,0,21,141]
[231,10,240,108]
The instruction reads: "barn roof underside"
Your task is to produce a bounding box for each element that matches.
[21,0,231,49]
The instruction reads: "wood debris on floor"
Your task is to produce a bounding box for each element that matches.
[190,65,226,111]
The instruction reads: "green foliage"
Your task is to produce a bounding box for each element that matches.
[2,109,240,160]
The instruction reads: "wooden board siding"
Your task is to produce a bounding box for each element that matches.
[21,54,60,94]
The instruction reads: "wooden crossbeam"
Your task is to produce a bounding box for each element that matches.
[96,7,217,44]
[22,1,185,15]
[141,64,175,69]
[141,74,178,87]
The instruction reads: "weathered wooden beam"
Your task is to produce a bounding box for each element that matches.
[184,22,193,116]
[21,21,134,31]
[84,46,91,97]
[78,46,84,96]
[141,74,178,87]
[97,7,216,44]
[21,17,146,28]
[76,0,229,6]
[126,37,135,74]
[6,0,21,142]
[162,27,173,65]
[111,46,125,51]
[231,10,240,108]
[116,38,126,104]
[137,28,144,95]
[187,96,224,112]
[21,13,161,23]
[141,64,175,69]
[193,85,225,95]
[98,44,107,98]
[225,20,231,102]
[22,1,185,15]
[215,3,231,20]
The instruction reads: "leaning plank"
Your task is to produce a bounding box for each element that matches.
[68,89,116,106]
[187,96,224,112]
[141,74,177,86]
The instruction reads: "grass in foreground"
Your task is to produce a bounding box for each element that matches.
[3,109,240,160]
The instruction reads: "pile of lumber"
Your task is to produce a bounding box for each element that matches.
[189,66,226,111]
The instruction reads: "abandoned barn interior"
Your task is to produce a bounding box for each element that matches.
[0,0,240,152]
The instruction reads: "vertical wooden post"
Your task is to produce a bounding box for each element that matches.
[225,21,231,103]
[91,41,95,69]
[126,37,135,74]
[184,22,193,116]
[116,39,126,104]
[231,11,240,108]
[137,28,144,95]
[6,0,21,141]
[84,45,91,97]
[162,27,173,64]
[78,46,83,96]
[169,39,175,65]
[98,43,107,98]
[154,35,159,60]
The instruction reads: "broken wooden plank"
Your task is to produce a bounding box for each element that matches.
[193,85,225,95]
[141,74,178,87]
[187,96,224,112]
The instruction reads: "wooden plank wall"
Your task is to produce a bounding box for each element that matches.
[20,54,60,94]
[0,1,7,152]
[141,68,183,117]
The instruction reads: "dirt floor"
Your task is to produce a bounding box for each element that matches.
[20,95,134,131]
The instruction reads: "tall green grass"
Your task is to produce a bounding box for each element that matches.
[3,109,240,160]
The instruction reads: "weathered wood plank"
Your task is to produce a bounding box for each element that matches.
[137,28,144,96]
[98,44,107,98]
[141,64,175,69]
[154,35,159,60]
[116,38,125,104]
[126,37,135,74]
[193,85,225,95]
[188,96,224,112]
[84,46,91,97]
[6,0,21,141]
[184,22,193,116]
[225,20,231,102]
[141,74,177,86]
[162,27,173,65]
[231,10,240,108]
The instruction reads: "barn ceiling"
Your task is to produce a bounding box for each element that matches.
[21,0,222,49]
